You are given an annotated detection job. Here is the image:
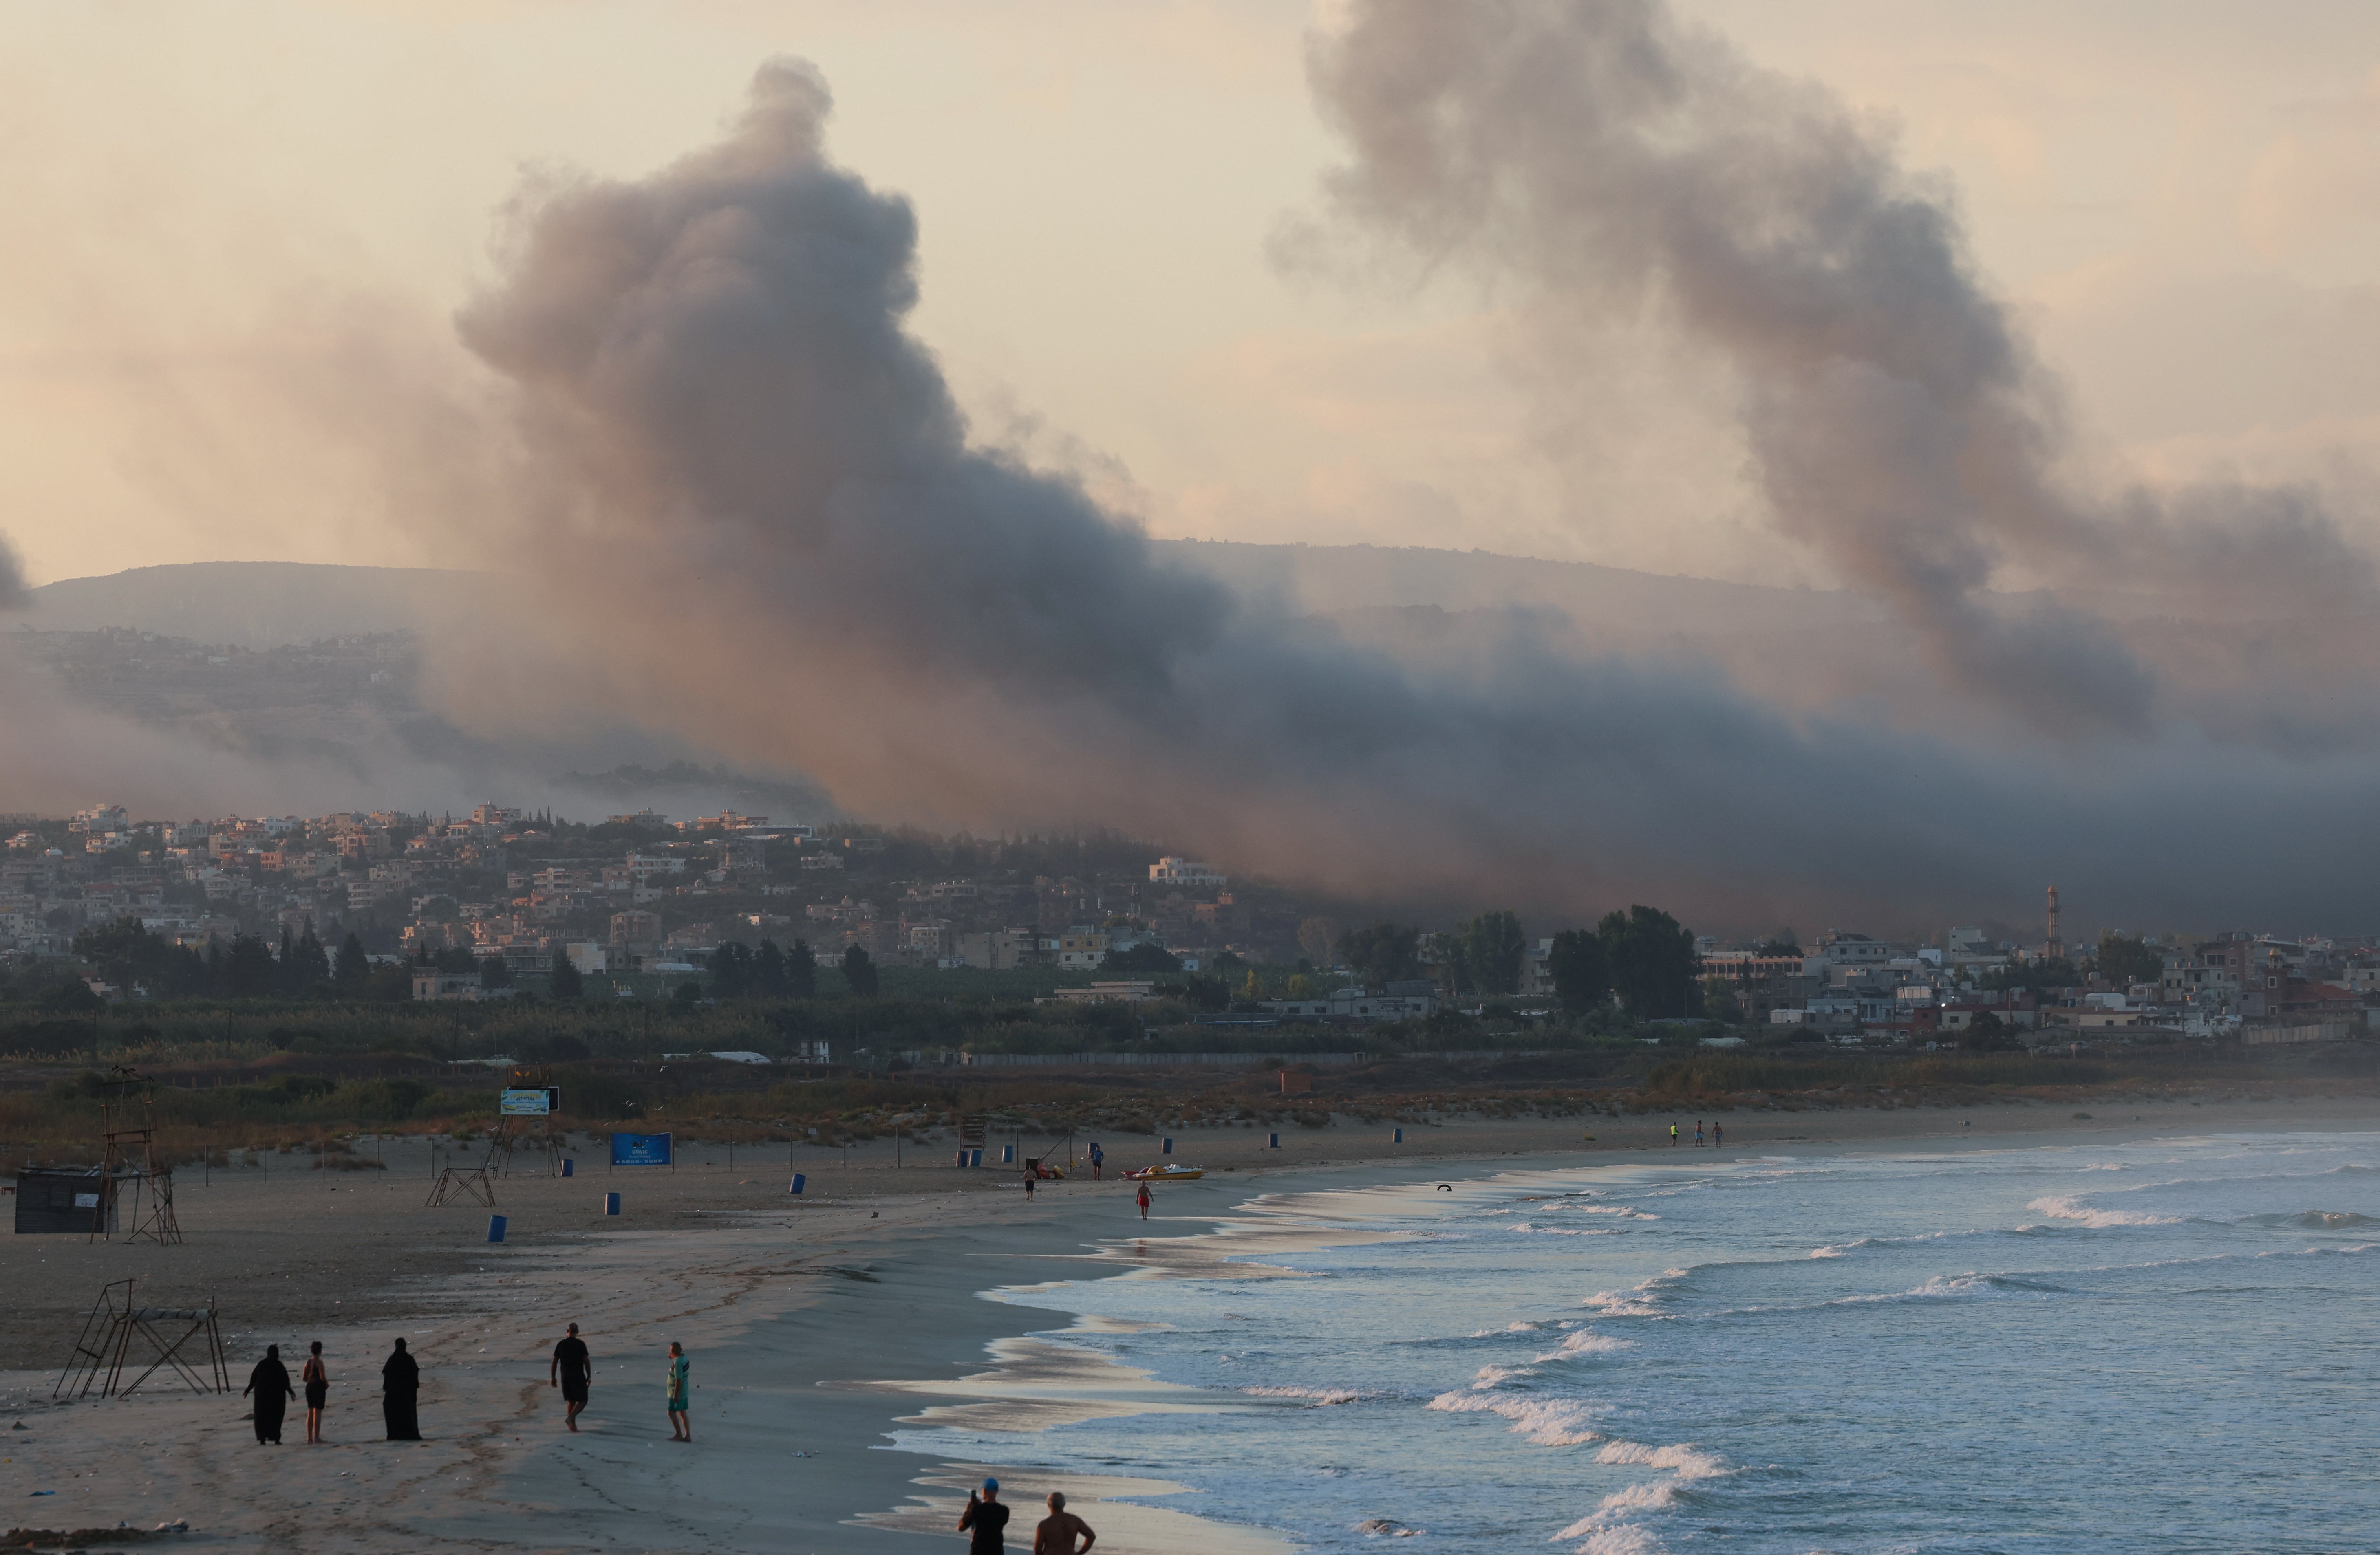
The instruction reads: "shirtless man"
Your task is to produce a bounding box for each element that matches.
[1033,1491,1096,1555]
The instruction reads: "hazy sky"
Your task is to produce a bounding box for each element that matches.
[4,0,2377,590]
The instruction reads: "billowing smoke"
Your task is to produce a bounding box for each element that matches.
[430,57,2380,931]
[1298,0,2380,740]
[0,531,27,611]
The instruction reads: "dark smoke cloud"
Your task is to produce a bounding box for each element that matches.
[1297,0,2380,741]
[443,57,2380,934]
[0,531,27,611]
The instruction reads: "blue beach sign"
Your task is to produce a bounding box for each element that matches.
[610,1131,674,1167]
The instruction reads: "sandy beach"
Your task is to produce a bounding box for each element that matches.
[4,1091,2376,1553]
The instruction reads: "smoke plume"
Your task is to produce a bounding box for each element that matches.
[1297,0,2380,740]
[0,531,27,612]
[428,57,2380,931]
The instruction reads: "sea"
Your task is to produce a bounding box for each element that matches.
[891,1129,2378,1553]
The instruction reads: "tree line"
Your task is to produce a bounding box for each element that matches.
[1330,903,1702,1020]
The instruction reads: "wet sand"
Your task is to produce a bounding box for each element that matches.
[2,1093,2373,1552]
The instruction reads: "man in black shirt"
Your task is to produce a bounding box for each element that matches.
[959,1478,1010,1553]
[550,1323,592,1432]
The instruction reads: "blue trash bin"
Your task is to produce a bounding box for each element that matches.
[1268,1132,1280,1149]
[790,1173,807,1196]
[1001,1145,1015,1165]
[1162,1137,1174,1155]
[487,1215,508,1243]
[561,1159,575,1177]
[603,1192,621,1216]
[1394,1128,1404,1144]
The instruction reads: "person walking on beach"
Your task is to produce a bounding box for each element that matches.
[301,1341,329,1444]
[1033,1491,1097,1554]
[1712,1123,1723,1150]
[1670,1122,1679,1145]
[960,1478,1011,1553]
[665,1341,691,1442]
[1023,1164,1037,1202]
[381,1338,421,1440]
[551,1323,591,1433]
[244,1344,294,1445]
[1695,1120,1705,1147]
[1136,1178,1151,1221]
[1089,1142,1104,1181]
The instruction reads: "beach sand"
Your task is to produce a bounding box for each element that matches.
[3,1092,2373,1551]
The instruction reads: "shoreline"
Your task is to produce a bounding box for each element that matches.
[2,1095,2373,1550]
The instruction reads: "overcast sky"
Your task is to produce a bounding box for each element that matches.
[3,0,2377,590]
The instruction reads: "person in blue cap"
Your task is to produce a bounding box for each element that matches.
[961,1476,1011,1553]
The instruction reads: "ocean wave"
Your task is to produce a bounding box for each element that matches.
[1242,1385,1367,1405]
[1513,1222,1621,1236]
[1535,1330,1631,1362]
[1597,1440,1727,1479]
[2237,1210,2376,1230]
[1833,1272,2073,1305]
[1811,1229,1962,1259]
[1425,1388,1604,1445]
[2024,1194,2185,1229]
[2258,1242,2378,1259]
[1553,1439,1729,1550]
[1471,1364,1540,1389]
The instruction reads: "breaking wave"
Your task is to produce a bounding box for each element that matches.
[1553,1439,1731,1550]
[1535,1330,1631,1362]
[1425,1389,1604,1446]
[2025,1195,2186,1229]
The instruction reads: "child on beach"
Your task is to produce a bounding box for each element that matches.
[301,1342,328,1444]
[665,1342,690,1442]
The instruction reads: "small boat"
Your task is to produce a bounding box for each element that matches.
[1127,1164,1205,1181]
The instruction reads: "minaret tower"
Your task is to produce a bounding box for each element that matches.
[2043,884,2065,961]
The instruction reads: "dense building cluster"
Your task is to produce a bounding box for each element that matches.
[0,805,1292,1001]
[1696,925,2373,1049]
[2,803,2367,1053]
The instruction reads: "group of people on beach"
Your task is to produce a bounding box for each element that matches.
[240,1324,692,1444]
[1670,1119,1723,1147]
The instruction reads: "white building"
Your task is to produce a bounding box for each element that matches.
[1262,986,1436,1022]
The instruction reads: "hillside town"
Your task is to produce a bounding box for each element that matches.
[0,802,2370,1050]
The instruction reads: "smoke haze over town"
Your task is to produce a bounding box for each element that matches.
[7,0,2380,934]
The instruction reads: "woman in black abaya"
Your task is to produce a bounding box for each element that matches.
[243,1345,294,1445]
[381,1337,421,1440]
